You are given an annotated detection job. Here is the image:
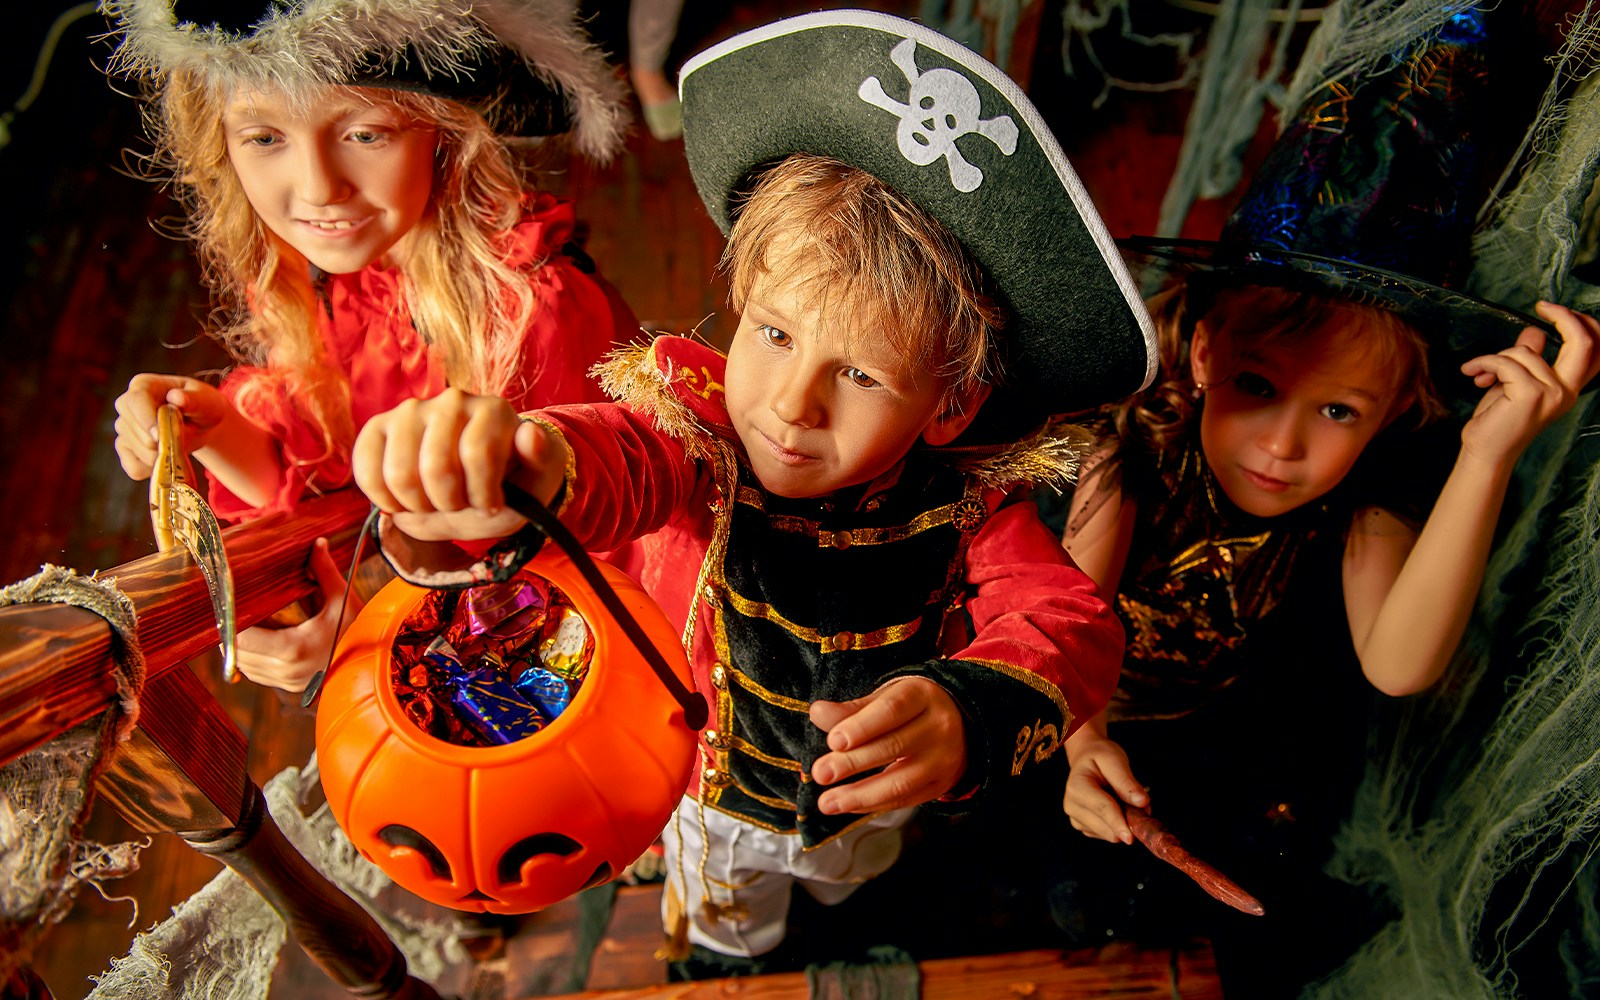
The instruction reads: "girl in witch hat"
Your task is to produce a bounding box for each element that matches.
[97,0,638,691]
[1051,8,1600,996]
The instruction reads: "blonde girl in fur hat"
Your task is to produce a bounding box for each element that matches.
[100,0,637,690]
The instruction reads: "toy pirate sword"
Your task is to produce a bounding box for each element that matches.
[1126,805,1265,916]
[150,403,237,681]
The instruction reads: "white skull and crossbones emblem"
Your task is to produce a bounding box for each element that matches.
[858,37,1019,193]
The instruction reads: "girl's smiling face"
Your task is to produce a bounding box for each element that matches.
[223,87,438,274]
[1192,317,1405,518]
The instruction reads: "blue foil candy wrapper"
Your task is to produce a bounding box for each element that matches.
[424,638,547,745]
[449,664,548,746]
[513,661,573,720]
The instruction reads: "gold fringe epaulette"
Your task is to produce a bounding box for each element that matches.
[594,341,717,462]
[939,417,1093,494]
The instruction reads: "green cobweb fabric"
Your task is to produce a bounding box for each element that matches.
[1299,2,1600,997]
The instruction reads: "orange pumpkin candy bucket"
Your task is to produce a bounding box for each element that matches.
[314,493,704,914]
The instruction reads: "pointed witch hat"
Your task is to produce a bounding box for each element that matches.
[97,0,629,162]
[1121,7,1549,365]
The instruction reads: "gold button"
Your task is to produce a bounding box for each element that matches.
[710,664,729,689]
[832,631,854,651]
[702,767,733,788]
[831,530,852,550]
[704,730,728,749]
[703,584,718,602]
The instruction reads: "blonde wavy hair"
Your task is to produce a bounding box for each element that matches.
[1111,280,1447,459]
[722,153,1001,409]
[148,70,542,473]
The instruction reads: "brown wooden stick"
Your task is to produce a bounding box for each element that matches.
[1125,805,1265,916]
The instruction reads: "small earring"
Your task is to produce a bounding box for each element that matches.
[1191,380,1209,400]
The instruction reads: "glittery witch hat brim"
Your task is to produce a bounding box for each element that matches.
[1118,236,1553,366]
[1120,9,1552,367]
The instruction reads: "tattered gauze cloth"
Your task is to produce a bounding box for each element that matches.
[0,565,146,986]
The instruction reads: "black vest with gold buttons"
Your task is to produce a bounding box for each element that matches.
[695,458,991,847]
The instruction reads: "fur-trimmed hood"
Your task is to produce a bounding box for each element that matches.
[98,0,628,161]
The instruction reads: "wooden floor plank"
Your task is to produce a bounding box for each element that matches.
[529,942,1221,1000]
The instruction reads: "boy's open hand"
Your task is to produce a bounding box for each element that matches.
[113,373,234,480]
[352,389,566,540]
[808,676,967,815]
[1063,732,1148,845]
[1459,302,1600,466]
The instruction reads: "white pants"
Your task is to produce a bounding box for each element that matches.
[660,794,915,957]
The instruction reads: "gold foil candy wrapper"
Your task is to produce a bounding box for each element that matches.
[537,606,594,682]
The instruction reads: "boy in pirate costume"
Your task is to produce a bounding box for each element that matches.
[351,10,1157,960]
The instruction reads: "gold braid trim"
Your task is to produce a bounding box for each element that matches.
[938,417,1093,493]
[594,342,717,462]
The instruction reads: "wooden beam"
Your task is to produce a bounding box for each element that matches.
[0,488,371,767]
[533,942,1222,999]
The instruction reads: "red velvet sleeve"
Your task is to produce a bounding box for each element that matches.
[534,402,706,552]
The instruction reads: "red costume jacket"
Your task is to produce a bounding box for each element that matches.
[515,337,1123,847]
[213,193,637,519]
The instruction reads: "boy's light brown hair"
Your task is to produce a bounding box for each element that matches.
[722,153,1001,408]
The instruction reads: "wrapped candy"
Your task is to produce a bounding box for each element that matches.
[389,582,595,746]
[448,578,552,662]
[537,605,594,683]
[446,663,548,746]
[512,659,574,719]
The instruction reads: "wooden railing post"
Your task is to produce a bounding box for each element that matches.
[2,489,445,1000]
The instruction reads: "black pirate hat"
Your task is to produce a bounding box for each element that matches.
[1122,7,1548,365]
[678,9,1159,440]
[98,0,628,161]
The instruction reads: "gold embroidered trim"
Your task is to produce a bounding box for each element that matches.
[735,785,800,812]
[1168,532,1270,576]
[1010,720,1063,776]
[796,811,894,852]
[727,665,810,713]
[700,798,797,837]
[820,618,923,653]
[594,341,715,461]
[736,488,971,547]
[730,735,805,774]
[961,656,1075,732]
[818,505,957,546]
[940,417,1091,491]
[518,416,577,518]
[723,589,924,652]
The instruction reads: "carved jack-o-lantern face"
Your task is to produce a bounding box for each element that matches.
[315,547,697,913]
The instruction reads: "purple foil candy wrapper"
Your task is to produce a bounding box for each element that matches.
[447,662,548,745]
[449,578,551,660]
[513,661,573,720]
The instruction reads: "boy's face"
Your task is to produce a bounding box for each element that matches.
[223,87,437,274]
[724,263,984,499]
[1192,320,1401,518]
